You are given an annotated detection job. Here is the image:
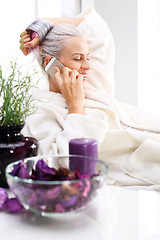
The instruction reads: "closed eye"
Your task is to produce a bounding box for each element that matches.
[74,58,81,61]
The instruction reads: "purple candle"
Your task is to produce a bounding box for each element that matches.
[69,138,98,175]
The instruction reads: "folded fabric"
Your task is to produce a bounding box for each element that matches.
[125,139,160,185]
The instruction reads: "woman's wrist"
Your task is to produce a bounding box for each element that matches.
[68,105,84,115]
[42,17,84,26]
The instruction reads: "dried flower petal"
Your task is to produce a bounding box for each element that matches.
[55,203,65,213]
[45,186,61,200]
[10,160,30,179]
[0,188,8,209]
[18,166,30,179]
[35,159,55,175]
[82,179,91,197]
[10,162,21,176]
[4,198,23,212]
[31,159,56,181]
[60,194,78,207]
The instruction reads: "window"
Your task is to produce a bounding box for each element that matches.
[138,0,160,120]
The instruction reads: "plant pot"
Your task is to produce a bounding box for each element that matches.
[0,124,39,188]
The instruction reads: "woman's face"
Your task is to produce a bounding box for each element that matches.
[58,36,90,80]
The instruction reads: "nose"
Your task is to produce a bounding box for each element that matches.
[82,59,90,70]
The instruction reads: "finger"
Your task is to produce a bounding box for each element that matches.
[62,67,72,74]
[77,74,85,93]
[22,34,31,40]
[77,74,84,85]
[19,37,31,44]
[62,67,72,81]
[54,67,63,88]
[19,35,31,44]
[54,66,61,75]
[78,74,83,80]
[56,65,62,71]
[20,30,32,37]
[20,32,31,47]
[20,31,32,50]
[70,69,79,81]
[21,47,31,56]
[23,36,40,48]
[20,30,27,37]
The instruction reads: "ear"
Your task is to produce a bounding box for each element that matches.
[45,56,52,66]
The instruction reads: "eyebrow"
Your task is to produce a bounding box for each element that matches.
[71,52,90,56]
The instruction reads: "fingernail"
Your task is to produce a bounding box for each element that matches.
[24,43,29,47]
[54,67,58,72]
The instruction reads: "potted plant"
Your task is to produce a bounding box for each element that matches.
[0,60,39,188]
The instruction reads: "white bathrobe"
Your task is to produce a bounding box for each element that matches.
[22,8,160,190]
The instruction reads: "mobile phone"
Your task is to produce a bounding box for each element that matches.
[45,57,64,77]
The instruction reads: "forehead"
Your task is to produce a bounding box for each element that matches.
[62,36,89,54]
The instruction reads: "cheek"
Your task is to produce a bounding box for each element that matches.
[60,59,80,71]
[68,63,80,71]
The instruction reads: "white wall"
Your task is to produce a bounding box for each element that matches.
[94,0,138,106]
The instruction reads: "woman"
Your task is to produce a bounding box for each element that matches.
[20,10,113,157]
[22,23,90,115]
[20,8,160,189]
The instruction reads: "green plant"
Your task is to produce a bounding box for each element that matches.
[0,60,39,126]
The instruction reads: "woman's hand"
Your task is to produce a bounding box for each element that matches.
[54,67,85,114]
[19,30,40,56]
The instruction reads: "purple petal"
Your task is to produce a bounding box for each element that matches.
[0,188,8,208]
[74,169,91,179]
[10,162,21,176]
[55,203,65,213]
[4,198,23,212]
[31,169,46,181]
[79,174,90,179]
[73,182,84,191]
[36,159,55,175]
[82,180,91,197]
[74,169,81,179]
[18,166,30,179]
[10,160,29,179]
[60,194,77,207]
[45,186,61,200]
[27,192,38,206]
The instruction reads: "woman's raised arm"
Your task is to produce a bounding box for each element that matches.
[20,17,84,56]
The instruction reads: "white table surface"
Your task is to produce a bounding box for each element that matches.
[0,185,160,240]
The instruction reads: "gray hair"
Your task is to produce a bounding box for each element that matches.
[35,24,82,70]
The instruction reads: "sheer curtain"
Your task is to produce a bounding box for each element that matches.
[138,0,160,120]
[0,0,80,66]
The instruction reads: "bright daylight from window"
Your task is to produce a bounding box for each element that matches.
[138,0,160,120]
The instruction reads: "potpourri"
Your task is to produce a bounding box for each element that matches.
[3,159,101,214]
[0,188,8,209]
[0,187,23,213]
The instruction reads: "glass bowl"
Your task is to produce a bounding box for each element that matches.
[5,155,108,217]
